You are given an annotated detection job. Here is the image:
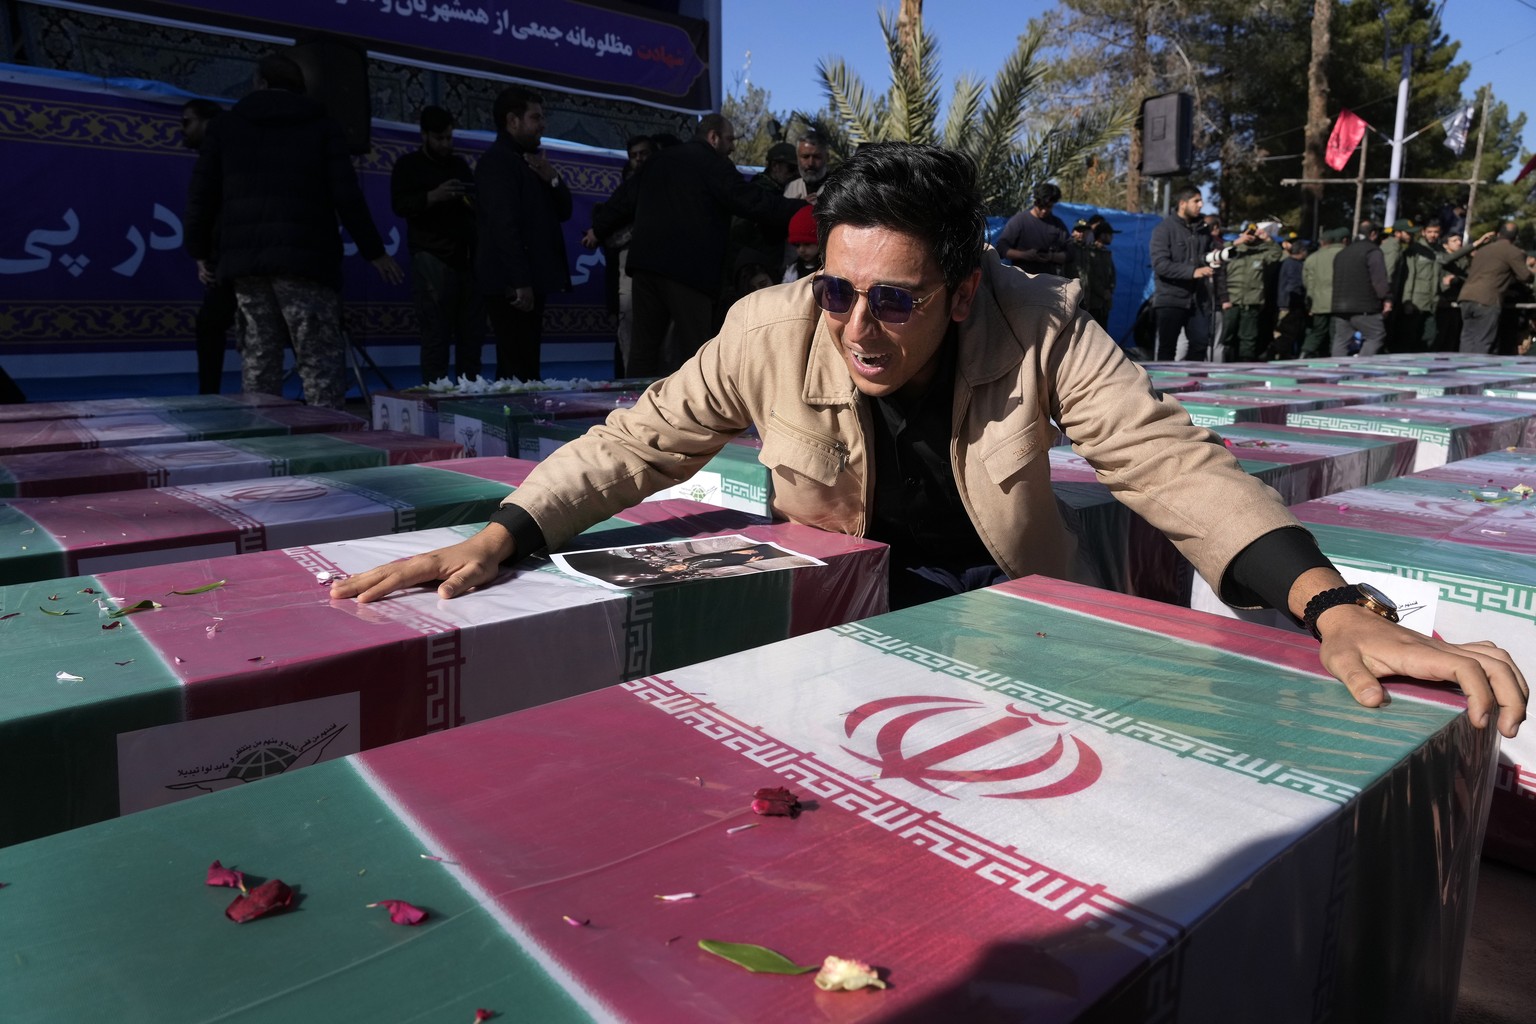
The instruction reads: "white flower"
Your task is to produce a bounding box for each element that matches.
[813,955,886,992]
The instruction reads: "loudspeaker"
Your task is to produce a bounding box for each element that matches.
[1140,92,1193,177]
[290,35,372,155]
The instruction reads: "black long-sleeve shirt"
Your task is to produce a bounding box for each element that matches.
[390,149,476,269]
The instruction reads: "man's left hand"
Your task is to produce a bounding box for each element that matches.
[1316,603,1527,738]
[525,151,555,181]
[370,255,404,285]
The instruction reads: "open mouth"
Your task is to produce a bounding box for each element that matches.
[850,351,892,370]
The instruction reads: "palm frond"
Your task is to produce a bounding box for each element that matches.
[878,6,942,144]
[971,26,1050,190]
[997,99,1138,212]
[816,57,883,147]
[943,75,985,153]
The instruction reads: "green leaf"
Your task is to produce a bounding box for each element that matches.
[107,600,162,618]
[38,606,75,616]
[698,939,818,975]
[169,579,226,595]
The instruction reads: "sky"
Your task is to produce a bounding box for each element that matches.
[719,0,1536,178]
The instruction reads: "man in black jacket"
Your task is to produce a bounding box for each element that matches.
[476,86,572,383]
[391,105,481,383]
[624,114,804,376]
[1330,222,1391,357]
[185,53,402,409]
[1149,186,1216,361]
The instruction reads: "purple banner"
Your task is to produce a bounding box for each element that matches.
[73,0,711,112]
[0,72,623,366]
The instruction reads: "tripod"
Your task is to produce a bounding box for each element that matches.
[342,317,394,403]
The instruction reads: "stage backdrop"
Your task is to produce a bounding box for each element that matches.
[24,0,713,114]
[0,67,625,385]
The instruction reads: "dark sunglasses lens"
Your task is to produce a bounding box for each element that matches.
[813,275,855,314]
[867,285,915,323]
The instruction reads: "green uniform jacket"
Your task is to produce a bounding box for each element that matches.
[1399,242,1441,313]
[1379,236,1405,294]
[1301,244,1341,316]
[1224,241,1285,306]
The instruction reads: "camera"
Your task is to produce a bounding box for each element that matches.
[1205,246,1236,269]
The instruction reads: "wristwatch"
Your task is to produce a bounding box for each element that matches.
[1303,583,1399,639]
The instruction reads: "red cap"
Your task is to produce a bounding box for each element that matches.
[787,205,817,245]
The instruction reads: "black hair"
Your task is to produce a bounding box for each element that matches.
[814,142,984,290]
[182,98,224,121]
[1498,221,1520,241]
[650,132,682,149]
[419,105,453,133]
[1032,182,1062,208]
[625,134,653,153]
[1173,185,1202,205]
[257,54,306,93]
[492,86,542,132]
[697,113,730,139]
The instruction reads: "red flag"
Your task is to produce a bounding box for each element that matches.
[1326,109,1368,171]
[1515,152,1536,184]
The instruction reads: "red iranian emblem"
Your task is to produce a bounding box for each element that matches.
[842,695,1101,800]
[220,482,331,502]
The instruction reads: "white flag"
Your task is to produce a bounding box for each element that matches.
[1444,104,1475,155]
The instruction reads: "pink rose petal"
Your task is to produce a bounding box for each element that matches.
[205,860,246,891]
[369,899,428,925]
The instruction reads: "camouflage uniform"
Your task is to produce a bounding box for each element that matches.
[235,276,347,409]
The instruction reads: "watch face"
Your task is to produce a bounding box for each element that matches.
[1355,582,1397,613]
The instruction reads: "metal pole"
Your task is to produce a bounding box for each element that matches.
[1464,86,1491,243]
[1353,132,1367,231]
[1383,44,1412,226]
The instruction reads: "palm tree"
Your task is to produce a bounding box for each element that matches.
[814,7,1135,215]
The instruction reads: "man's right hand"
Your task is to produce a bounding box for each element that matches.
[509,285,535,311]
[427,180,467,204]
[330,523,515,604]
[1194,266,1214,279]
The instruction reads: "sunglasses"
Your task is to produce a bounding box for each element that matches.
[811,274,943,325]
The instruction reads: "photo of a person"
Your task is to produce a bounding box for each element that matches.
[552,535,820,590]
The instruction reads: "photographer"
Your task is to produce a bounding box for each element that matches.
[1217,222,1285,361]
[998,183,1074,278]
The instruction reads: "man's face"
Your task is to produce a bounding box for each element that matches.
[180,110,209,150]
[768,158,797,187]
[423,127,454,161]
[627,140,654,172]
[708,120,737,158]
[821,224,979,400]
[505,102,546,148]
[1179,195,1204,221]
[1422,224,1441,245]
[798,141,828,184]
[1445,234,1463,252]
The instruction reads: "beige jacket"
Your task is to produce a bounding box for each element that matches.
[507,248,1300,601]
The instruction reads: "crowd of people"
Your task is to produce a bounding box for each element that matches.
[1146,186,1536,363]
[177,49,1535,419]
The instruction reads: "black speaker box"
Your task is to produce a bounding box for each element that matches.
[291,35,372,156]
[1140,92,1193,177]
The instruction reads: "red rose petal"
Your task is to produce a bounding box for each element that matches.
[225,878,293,922]
[370,899,428,925]
[473,1011,495,1023]
[206,860,245,891]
